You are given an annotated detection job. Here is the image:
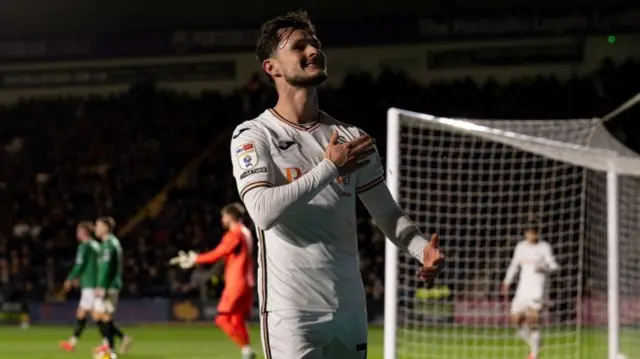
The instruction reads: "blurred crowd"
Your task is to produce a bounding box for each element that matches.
[0,57,638,314]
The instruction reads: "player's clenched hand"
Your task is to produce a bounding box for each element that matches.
[63,280,72,292]
[418,233,445,284]
[324,131,375,176]
[168,250,198,269]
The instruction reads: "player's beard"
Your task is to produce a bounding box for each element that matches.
[284,70,328,88]
[284,55,328,88]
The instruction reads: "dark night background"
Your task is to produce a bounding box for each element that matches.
[0,0,633,36]
[0,2,637,357]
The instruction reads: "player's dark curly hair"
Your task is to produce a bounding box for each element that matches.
[255,11,316,79]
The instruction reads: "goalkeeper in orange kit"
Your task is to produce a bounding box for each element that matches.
[170,203,256,359]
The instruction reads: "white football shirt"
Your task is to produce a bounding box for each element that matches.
[230,109,385,312]
[503,240,559,300]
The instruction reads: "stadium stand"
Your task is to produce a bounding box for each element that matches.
[0,58,638,320]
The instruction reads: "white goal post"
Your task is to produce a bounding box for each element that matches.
[384,108,640,359]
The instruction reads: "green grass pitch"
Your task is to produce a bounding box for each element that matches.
[0,324,635,359]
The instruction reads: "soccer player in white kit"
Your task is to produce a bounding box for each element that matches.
[230,11,445,359]
[501,222,559,359]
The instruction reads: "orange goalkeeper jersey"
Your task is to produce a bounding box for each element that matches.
[196,224,255,289]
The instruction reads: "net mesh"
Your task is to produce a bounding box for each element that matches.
[390,112,640,359]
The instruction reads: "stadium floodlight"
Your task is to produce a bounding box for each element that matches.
[384,107,640,359]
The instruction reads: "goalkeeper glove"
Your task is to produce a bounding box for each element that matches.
[168,250,198,269]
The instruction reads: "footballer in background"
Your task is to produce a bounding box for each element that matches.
[502,221,560,359]
[59,221,102,352]
[170,202,256,359]
[227,10,444,359]
[92,217,132,358]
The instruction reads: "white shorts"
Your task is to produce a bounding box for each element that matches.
[260,309,368,359]
[78,288,96,311]
[93,290,120,315]
[510,296,544,315]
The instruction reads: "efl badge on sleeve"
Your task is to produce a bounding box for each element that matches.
[236,143,258,170]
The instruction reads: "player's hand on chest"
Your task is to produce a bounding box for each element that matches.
[270,126,356,185]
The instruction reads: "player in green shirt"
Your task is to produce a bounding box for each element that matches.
[93,217,132,357]
[59,221,102,352]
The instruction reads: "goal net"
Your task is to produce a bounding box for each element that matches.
[384,108,640,359]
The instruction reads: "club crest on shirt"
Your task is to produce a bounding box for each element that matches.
[236,143,258,170]
[285,167,304,182]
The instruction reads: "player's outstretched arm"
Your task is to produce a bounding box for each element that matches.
[353,140,429,262]
[355,141,443,282]
[359,184,444,282]
[195,232,240,265]
[231,125,372,229]
[359,184,428,261]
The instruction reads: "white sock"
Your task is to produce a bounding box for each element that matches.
[530,330,541,356]
[517,324,531,342]
[241,345,253,355]
[69,336,78,345]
